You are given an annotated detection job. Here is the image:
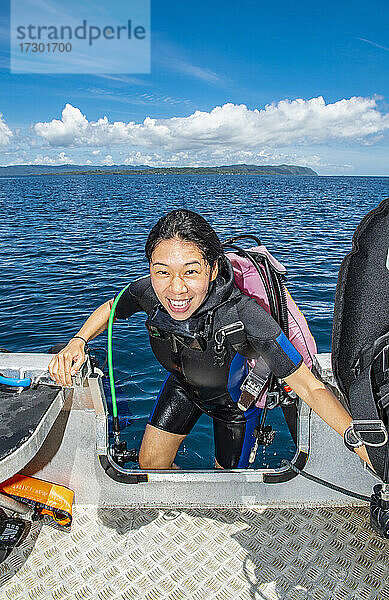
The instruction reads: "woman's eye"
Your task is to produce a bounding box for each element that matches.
[185,269,199,275]
[156,270,169,276]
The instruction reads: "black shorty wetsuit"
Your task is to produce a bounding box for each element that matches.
[115,259,303,468]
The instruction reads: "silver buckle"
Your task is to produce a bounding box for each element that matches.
[350,420,388,448]
[240,371,267,399]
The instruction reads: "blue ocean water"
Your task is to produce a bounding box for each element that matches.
[0,173,388,468]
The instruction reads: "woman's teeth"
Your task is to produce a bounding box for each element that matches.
[169,298,191,309]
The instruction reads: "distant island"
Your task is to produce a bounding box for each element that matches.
[0,164,318,177]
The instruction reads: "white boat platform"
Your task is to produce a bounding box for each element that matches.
[0,352,388,599]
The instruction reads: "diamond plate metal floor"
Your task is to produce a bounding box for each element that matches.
[0,505,388,600]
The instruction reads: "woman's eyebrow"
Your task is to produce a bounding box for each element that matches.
[151,260,202,267]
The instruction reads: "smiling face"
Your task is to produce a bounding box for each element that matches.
[149,237,219,321]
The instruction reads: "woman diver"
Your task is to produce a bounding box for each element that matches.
[48,209,371,470]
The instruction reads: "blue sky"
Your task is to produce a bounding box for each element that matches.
[0,0,388,174]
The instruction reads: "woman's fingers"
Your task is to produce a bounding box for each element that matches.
[70,352,86,376]
[48,340,86,387]
[48,354,61,384]
[48,353,71,387]
[58,353,73,387]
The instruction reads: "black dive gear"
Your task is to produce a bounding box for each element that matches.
[146,306,209,352]
[332,197,389,537]
[370,484,389,538]
[0,511,30,563]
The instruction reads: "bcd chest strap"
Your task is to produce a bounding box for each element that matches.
[213,299,274,409]
[213,297,247,367]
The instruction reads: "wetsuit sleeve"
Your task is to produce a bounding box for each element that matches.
[239,296,303,378]
[114,276,157,319]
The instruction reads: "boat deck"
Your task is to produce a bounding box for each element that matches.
[0,352,388,598]
[1,504,388,600]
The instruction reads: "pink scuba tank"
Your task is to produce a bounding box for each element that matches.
[226,246,317,408]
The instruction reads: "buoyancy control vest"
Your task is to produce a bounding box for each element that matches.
[332,198,389,483]
[222,235,317,411]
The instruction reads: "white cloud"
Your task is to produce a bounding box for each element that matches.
[0,114,13,146]
[121,148,329,169]
[96,74,148,85]
[81,88,192,108]
[102,154,114,166]
[35,105,88,146]
[28,151,74,165]
[357,37,389,52]
[169,61,222,84]
[34,97,389,156]
[153,37,226,86]
[124,151,157,166]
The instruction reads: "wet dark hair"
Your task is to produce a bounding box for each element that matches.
[145,209,223,269]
